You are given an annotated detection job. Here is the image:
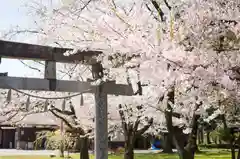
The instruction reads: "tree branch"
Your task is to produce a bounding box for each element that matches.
[163,0,171,10]
[134,81,143,95]
[184,101,202,152]
[118,104,128,132]
[136,118,153,135]
[150,0,165,22]
[145,4,159,21]
[19,60,42,72]
[49,105,75,117]
[0,111,19,124]
[133,116,141,133]
[69,101,76,117]
[49,109,74,129]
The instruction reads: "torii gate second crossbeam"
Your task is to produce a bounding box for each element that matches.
[0,40,134,159]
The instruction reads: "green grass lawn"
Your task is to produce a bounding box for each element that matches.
[0,151,232,159]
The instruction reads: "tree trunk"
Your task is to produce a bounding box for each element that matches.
[197,130,201,145]
[164,87,197,159]
[230,142,236,159]
[74,137,81,152]
[221,115,235,159]
[173,135,195,159]
[197,128,204,145]
[162,133,173,153]
[124,144,134,159]
[176,149,194,159]
[195,144,200,153]
[219,137,222,144]
[175,139,197,159]
[124,133,135,159]
[237,147,240,159]
[59,140,64,158]
[200,128,204,144]
[80,137,89,159]
[206,132,211,144]
[237,136,240,159]
[184,113,200,156]
[163,87,174,153]
[231,146,236,159]
[230,135,237,159]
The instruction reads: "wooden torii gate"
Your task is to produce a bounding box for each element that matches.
[0,40,134,159]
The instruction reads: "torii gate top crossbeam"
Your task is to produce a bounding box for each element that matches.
[0,40,101,64]
[0,40,134,96]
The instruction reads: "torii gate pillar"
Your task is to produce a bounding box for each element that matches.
[92,63,108,159]
[94,84,108,159]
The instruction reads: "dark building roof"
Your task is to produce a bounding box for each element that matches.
[0,112,60,127]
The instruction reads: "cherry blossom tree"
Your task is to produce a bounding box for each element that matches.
[2,0,240,159]
[202,89,240,159]
[0,89,49,123]
[48,100,93,159]
[108,94,164,159]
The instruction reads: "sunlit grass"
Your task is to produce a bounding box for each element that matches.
[0,150,232,159]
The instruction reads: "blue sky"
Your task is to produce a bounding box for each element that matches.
[0,0,37,77]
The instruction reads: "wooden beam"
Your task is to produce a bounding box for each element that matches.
[0,40,101,63]
[44,61,57,90]
[0,76,92,92]
[44,61,56,79]
[0,76,134,95]
[102,82,134,96]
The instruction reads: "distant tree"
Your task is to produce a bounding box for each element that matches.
[48,103,92,159]
[35,130,75,158]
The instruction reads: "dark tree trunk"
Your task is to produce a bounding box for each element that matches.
[197,130,201,145]
[163,87,174,154]
[124,133,135,159]
[197,128,204,145]
[195,144,200,153]
[74,137,81,152]
[59,140,64,158]
[206,132,211,144]
[197,128,204,147]
[219,137,222,144]
[173,134,195,159]
[176,137,198,159]
[164,111,173,154]
[124,144,134,159]
[231,141,237,159]
[162,133,173,153]
[177,150,194,159]
[200,128,204,144]
[230,140,236,159]
[221,115,236,159]
[176,100,202,159]
[237,147,240,159]
[80,137,89,159]
[184,112,200,157]
[164,87,200,159]
[237,137,240,159]
[118,102,153,159]
[230,144,236,159]
[164,87,187,157]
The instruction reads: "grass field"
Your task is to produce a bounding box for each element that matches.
[0,151,232,159]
